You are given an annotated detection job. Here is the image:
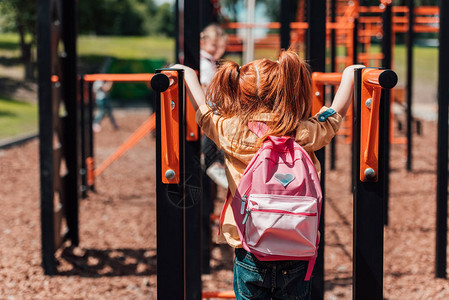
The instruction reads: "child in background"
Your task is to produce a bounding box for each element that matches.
[200,24,228,188]
[200,24,225,91]
[213,32,228,61]
[174,50,363,299]
[92,80,118,132]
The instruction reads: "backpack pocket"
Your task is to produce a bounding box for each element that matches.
[243,194,318,258]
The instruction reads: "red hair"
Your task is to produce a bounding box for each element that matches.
[206,49,312,144]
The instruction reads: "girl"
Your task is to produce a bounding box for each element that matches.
[174,50,363,300]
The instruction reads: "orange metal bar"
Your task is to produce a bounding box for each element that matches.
[226,22,281,29]
[414,6,439,15]
[326,22,354,30]
[359,68,391,182]
[83,73,155,82]
[186,94,198,141]
[290,22,309,30]
[312,72,342,87]
[92,72,177,180]
[202,290,236,299]
[311,74,326,116]
[160,70,180,184]
[311,73,353,139]
[225,22,308,30]
[86,157,95,186]
[363,69,387,87]
[94,114,156,177]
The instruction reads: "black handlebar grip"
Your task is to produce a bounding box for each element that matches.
[151,73,170,93]
[378,69,398,90]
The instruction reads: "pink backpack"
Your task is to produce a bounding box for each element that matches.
[227,122,322,281]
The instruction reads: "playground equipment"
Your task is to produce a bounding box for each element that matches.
[38,0,79,275]
[353,67,397,299]
[37,0,448,299]
[150,65,397,300]
[79,73,157,196]
[436,0,449,280]
[151,69,202,300]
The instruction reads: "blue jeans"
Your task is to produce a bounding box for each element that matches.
[233,248,312,300]
[94,97,118,128]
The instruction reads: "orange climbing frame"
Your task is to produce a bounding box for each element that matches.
[83,73,155,82]
[159,70,181,184]
[359,68,388,182]
[83,73,155,184]
[82,72,198,185]
[93,114,156,178]
[311,72,353,142]
[311,72,342,114]
[202,290,236,299]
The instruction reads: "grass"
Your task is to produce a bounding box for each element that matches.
[77,35,174,73]
[0,95,38,140]
[78,35,174,61]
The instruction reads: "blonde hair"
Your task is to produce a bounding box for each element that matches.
[207,49,312,145]
[200,23,225,41]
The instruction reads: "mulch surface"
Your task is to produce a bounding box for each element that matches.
[1,108,448,299]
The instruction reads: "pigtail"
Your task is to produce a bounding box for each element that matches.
[206,60,241,117]
[204,50,312,148]
[246,49,310,141]
[278,50,312,119]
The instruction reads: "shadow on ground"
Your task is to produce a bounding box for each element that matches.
[0,76,37,102]
[57,246,157,277]
[0,56,21,66]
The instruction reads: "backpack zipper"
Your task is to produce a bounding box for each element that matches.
[250,208,317,216]
[240,195,247,215]
[242,208,251,225]
[243,208,317,225]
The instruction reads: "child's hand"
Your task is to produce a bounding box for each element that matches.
[341,64,366,82]
[330,65,365,117]
[169,64,205,111]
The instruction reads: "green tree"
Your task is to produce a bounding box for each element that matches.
[78,0,161,36]
[151,3,174,37]
[0,0,36,79]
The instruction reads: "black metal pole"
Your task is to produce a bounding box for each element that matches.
[381,3,392,226]
[201,0,217,29]
[353,18,359,65]
[352,68,397,300]
[307,1,326,298]
[436,0,449,279]
[330,0,336,69]
[182,0,202,297]
[330,0,337,170]
[38,0,56,276]
[280,0,291,50]
[80,77,87,198]
[175,0,180,63]
[88,82,95,191]
[406,0,414,171]
[351,17,359,190]
[199,0,214,275]
[62,0,79,246]
[153,71,185,300]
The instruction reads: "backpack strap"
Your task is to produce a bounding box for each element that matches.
[247,121,269,138]
[305,257,316,281]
